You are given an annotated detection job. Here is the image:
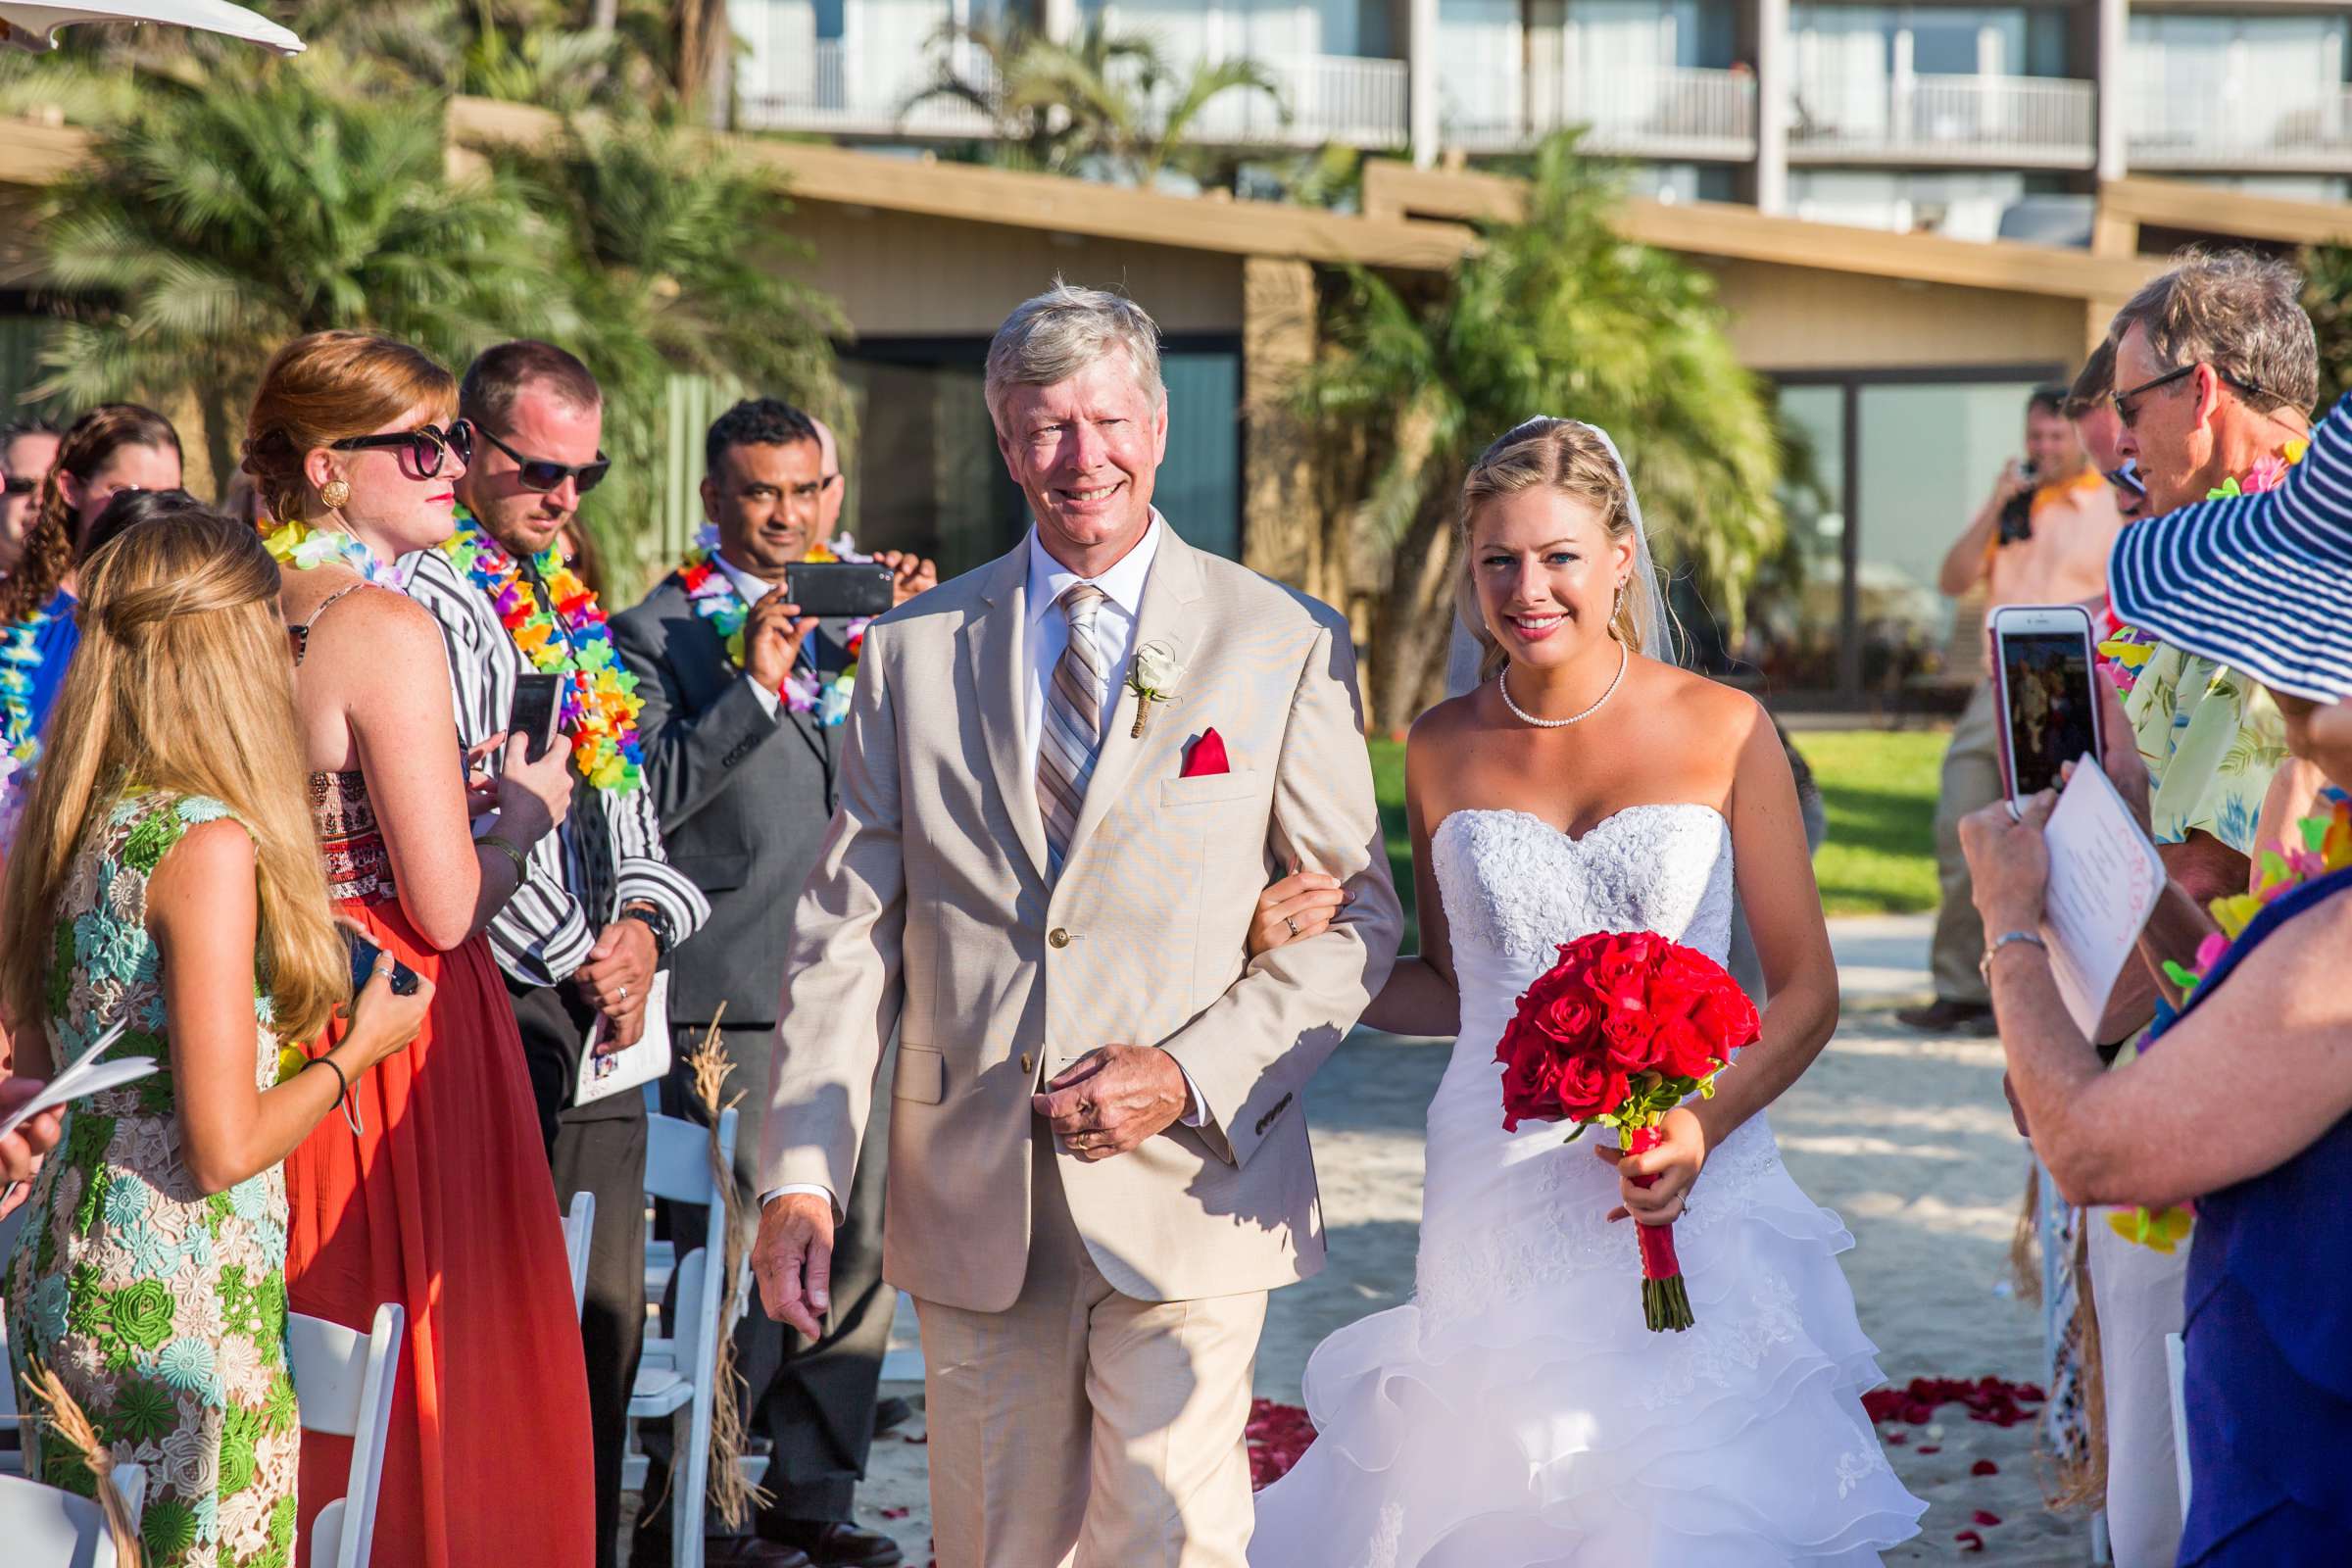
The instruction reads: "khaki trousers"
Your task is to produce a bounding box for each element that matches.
[914,1127,1267,1568]
[1931,681,2004,1005]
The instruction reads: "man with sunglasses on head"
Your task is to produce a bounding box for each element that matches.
[1900,384,2123,1037]
[0,416,62,579]
[400,339,710,1568]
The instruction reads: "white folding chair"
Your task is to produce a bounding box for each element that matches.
[623,1107,735,1568]
[0,1463,147,1566]
[287,1303,404,1568]
[2166,1331,2192,1522]
[564,1191,597,1323]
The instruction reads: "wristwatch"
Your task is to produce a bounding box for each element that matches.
[619,901,674,961]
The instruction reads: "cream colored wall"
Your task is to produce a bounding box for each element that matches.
[1698,259,2086,373]
[780,204,1246,339]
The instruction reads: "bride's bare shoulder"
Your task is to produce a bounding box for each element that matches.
[1641,658,1767,734]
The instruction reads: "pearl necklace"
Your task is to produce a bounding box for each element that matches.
[1497,639,1629,728]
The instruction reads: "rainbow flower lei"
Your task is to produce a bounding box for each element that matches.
[0,605,58,849]
[2097,439,2308,697]
[440,514,645,793]
[2110,792,2352,1252]
[261,518,404,587]
[675,525,870,727]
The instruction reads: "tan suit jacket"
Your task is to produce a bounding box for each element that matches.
[764,527,1401,1312]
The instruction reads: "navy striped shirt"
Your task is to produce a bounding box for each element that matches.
[402,545,707,988]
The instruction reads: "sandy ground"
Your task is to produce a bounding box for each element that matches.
[812,914,2096,1565]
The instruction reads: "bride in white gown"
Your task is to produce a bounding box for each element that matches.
[1247,418,1924,1566]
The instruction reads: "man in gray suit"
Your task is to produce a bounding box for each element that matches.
[613,399,933,1568]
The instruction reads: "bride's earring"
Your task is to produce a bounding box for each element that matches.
[1608,579,1628,640]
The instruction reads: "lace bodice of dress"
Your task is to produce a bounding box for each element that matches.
[1432,804,1737,975]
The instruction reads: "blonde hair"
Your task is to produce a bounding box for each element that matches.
[0,510,347,1046]
[1454,418,1652,684]
[241,330,459,526]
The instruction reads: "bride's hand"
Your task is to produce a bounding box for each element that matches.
[1598,1106,1708,1226]
[1246,866,1350,956]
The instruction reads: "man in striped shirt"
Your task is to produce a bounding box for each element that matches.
[402,339,710,1568]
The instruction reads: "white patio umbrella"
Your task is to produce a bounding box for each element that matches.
[0,0,303,55]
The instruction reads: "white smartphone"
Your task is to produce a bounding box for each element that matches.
[1987,603,2103,801]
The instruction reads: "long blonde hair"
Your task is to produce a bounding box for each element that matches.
[0,510,346,1045]
[1453,417,1654,684]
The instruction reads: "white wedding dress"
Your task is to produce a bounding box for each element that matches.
[1250,804,1926,1566]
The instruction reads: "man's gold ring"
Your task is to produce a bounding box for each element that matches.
[1285,914,1299,936]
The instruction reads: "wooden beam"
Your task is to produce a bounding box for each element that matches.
[447,97,1476,272]
[0,119,91,186]
[1361,157,2164,303]
[2099,176,2352,249]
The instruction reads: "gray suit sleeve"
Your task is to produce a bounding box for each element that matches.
[613,605,786,837]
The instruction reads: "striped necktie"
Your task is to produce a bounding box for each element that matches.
[1037,582,1109,878]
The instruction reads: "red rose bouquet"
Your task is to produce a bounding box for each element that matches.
[1494,930,1762,1332]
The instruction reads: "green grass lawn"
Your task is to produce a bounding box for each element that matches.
[1366,727,1944,933]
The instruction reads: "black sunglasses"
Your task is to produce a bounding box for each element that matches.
[2102,459,2147,498]
[329,420,472,478]
[1,475,34,497]
[2111,363,2273,430]
[476,424,610,495]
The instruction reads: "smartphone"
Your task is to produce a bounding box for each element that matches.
[511,672,564,763]
[784,562,895,620]
[342,928,420,998]
[1988,603,2102,801]
[1996,462,2039,544]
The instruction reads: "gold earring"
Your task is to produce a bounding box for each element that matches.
[319,478,351,512]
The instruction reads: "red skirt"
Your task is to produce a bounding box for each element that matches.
[284,898,595,1567]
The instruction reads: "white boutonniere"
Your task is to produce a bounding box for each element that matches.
[1126,642,1185,738]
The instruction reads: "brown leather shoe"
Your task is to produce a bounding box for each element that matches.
[762,1520,905,1568]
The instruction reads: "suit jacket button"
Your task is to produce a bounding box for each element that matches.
[1047,928,1070,949]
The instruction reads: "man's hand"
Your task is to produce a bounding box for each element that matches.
[754,1192,836,1339]
[575,918,656,1018]
[874,550,938,608]
[744,593,819,691]
[1032,1045,1189,1161]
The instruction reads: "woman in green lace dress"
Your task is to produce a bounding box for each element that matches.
[0,512,427,1568]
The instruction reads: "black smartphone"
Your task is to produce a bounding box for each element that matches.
[784,562,895,619]
[1989,604,2102,800]
[1996,462,2039,544]
[511,672,564,763]
[342,928,420,998]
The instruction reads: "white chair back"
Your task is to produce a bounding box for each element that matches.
[564,1190,597,1323]
[628,1107,736,1568]
[287,1302,405,1568]
[0,1465,145,1567]
[2166,1330,2192,1522]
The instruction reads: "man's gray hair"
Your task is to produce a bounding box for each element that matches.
[985,280,1166,426]
[2109,250,2318,416]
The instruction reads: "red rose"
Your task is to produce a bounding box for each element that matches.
[1556,1053,1627,1122]
[1654,1016,1720,1082]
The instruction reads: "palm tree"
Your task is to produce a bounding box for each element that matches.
[909,16,1285,187]
[1297,133,1785,732]
[32,62,563,491]
[500,110,848,584]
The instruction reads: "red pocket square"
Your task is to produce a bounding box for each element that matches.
[1181,728,1230,778]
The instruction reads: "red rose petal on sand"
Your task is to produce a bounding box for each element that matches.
[1917,1446,1940,1454]
[1974,1510,2003,1527]
[1955,1529,1986,1551]
[880,1507,909,1520]
[1885,1432,1907,1446]
[1972,1459,1999,1476]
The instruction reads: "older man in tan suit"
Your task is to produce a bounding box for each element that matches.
[753,282,1401,1567]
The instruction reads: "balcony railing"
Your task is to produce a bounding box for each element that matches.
[735,29,1408,149]
[2126,81,2352,172]
[1442,45,1757,161]
[1788,73,2095,168]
